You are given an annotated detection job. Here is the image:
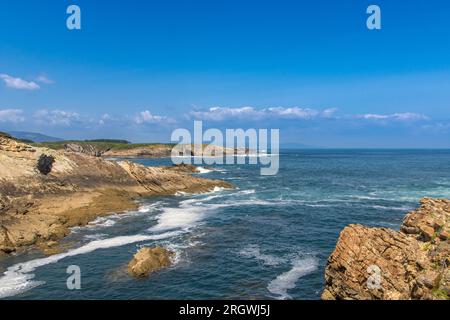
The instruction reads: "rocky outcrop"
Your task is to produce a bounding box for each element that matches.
[103,144,254,158]
[0,136,232,256]
[128,246,174,278]
[103,145,172,158]
[64,143,109,157]
[322,198,449,300]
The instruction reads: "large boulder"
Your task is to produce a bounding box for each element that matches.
[127,246,174,278]
[37,154,55,175]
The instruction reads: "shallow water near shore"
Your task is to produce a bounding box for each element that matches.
[1,149,450,299]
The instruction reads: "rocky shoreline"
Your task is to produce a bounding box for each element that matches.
[0,135,232,256]
[322,198,449,300]
[43,141,253,159]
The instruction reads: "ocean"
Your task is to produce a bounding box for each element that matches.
[1,149,449,300]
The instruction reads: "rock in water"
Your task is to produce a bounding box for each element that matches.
[128,246,174,278]
[322,198,450,300]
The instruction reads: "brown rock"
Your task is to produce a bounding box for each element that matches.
[323,198,450,300]
[0,226,14,254]
[0,136,233,255]
[420,225,435,242]
[439,230,449,241]
[64,143,109,157]
[127,246,174,278]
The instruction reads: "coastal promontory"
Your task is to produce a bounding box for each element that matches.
[0,134,232,256]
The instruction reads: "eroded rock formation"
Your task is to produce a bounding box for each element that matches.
[0,136,232,256]
[64,143,109,157]
[322,198,449,300]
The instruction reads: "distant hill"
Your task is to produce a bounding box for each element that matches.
[7,131,63,143]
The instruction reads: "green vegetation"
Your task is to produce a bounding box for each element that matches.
[84,139,131,144]
[32,140,175,151]
[431,288,449,300]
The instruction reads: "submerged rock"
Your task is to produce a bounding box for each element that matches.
[322,198,450,300]
[128,246,174,278]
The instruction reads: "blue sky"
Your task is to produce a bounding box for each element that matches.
[0,0,450,147]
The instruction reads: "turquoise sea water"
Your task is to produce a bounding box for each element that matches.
[1,149,449,300]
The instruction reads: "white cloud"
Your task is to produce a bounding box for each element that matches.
[0,74,40,90]
[190,106,259,121]
[267,107,320,119]
[0,109,25,123]
[34,109,80,125]
[36,75,54,84]
[357,112,429,121]
[421,122,450,133]
[134,110,172,124]
[190,106,337,121]
[98,113,112,125]
[322,108,339,118]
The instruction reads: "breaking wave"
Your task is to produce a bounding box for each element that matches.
[267,257,318,300]
[0,231,181,299]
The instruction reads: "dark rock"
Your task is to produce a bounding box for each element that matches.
[37,154,55,175]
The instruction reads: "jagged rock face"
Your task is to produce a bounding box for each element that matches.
[0,136,233,256]
[322,198,450,300]
[64,143,109,157]
[164,164,200,174]
[128,246,174,278]
[0,136,35,153]
[103,146,172,158]
[401,198,449,242]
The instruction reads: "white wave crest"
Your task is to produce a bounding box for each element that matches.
[239,245,286,266]
[88,217,116,228]
[196,167,213,174]
[0,231,180,299]
[267,257,318,300]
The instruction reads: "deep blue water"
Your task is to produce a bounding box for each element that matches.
[1,150,449,299]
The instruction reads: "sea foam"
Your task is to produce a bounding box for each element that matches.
[239,245,286,266]
[267,257,318,300]
[196,167,213,174]
[0,231,180,299]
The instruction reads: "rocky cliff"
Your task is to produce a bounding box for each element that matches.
[322,198,449,300]
[0,136,232,256]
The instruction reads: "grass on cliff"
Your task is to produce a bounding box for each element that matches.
[32,140,175,151]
